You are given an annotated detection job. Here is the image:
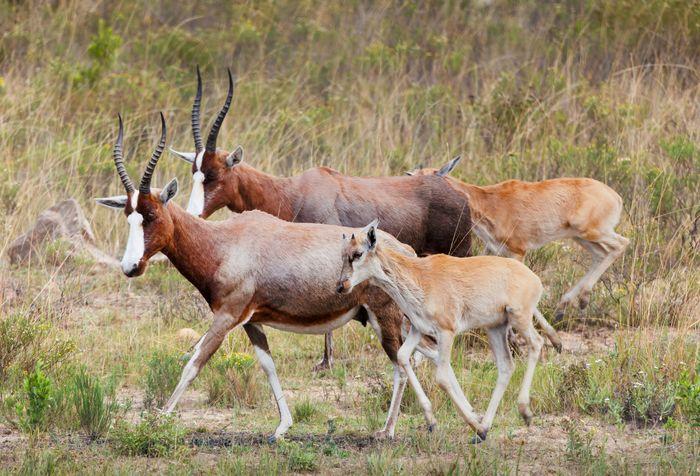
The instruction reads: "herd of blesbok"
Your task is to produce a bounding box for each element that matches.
[96,68,628,443]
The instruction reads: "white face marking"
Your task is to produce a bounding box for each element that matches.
[121,192,145,275]
[186,151,206,216]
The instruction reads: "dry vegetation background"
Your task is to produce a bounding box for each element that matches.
[0,0,698,474]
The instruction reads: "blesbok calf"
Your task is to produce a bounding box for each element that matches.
[337,221,552,442]
[96,114,434,441]
[170,68,473,370]
[407,157,629,321]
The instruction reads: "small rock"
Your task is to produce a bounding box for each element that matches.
[176,328,201,347]
[6,198,119,268]
[0,277,20,305]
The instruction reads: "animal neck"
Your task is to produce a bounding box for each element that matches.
[161,204,225,305]
[231,164,295,220]
[371,247,425,319]
[453,181,490,223]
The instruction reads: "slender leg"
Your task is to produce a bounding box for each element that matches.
[163,309,250,413]
[244,324,293,442]
[555,233,628,322]
[433,330,488,441]
[533,308,562,353]
[481,325,514,430]
[396,325,437,430]
[374,364,407,439]
[511,321,544,425]
[313,332,334,372]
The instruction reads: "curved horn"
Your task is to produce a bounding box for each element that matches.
[114,114,134,194]
[205,68,234,153]
[139,112,167,194]
[192,65,203,153]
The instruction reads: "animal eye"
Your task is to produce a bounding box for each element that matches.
[204,171,217,183]
[146,212,156,222]
[352,252,363,261]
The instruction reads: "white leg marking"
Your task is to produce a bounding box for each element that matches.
[163,333,205,413]
[253,345,292,439]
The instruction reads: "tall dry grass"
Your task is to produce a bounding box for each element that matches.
[0,0,698,330]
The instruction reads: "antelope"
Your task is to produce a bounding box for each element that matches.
[96,114,437,441]
[337,221,552,442]
[169,67,474,371]
[407,157,629,322]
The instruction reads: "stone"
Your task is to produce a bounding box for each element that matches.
[6,198,119,268]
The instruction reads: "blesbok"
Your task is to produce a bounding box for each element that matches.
[407,157,629,322]
[337,221,551,442]
[170,67,473,370]
[96,114,436,441]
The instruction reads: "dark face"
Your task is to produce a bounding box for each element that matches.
[120,191,175,277]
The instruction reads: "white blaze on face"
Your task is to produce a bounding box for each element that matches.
[121,192,145,275]
[186,150,206,216]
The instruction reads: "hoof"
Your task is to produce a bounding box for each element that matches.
[553,340,563,354]
[312,360,332,373]
[470,430,487,444]
[518,403,533,426]
[373,430,393,440]
[553,309,565,324]
[427,422,437,433]
[578,294,590,310]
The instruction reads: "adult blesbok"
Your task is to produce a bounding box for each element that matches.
[337,221,550,443]
[170,67,473,370]
[96,114,436,441]
[407,157,629,322]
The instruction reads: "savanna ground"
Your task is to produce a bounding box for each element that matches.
[0,1,699,474]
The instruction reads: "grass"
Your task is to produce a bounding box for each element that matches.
[0,0,699,473]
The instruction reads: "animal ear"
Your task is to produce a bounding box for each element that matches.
[225,145,243,168]
[436,155,461,177]
[363,219,379,250]
[169,148,196,164]
[95,195,128,209]
[160,178,179,205]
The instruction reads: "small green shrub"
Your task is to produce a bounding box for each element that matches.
[16,448,74,476]
[109,413,185,458]
[72,19,122,87]
[279,441,318,472]
[366,449,403,476]
[68,367,121,440]
[17,361,53,432]
[676,364,700,426]
[143,349,182,410]
[203,352,262,408]
[564,420,609,472]
[0,312,74,383]
[293,398,318,423]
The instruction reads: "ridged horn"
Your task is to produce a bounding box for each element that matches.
[205,68,234,153]
[113,114,134,194]
[139,112,167,194]
[192,65,203,153]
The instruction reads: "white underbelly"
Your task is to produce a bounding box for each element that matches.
[262,307,359,335]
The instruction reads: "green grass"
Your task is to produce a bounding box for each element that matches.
[0,0,699,473]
